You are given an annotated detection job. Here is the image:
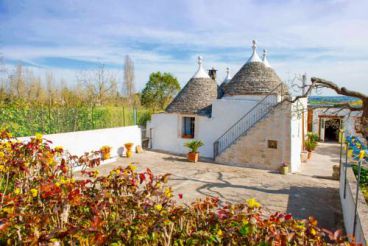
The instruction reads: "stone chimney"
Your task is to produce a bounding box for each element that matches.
[208,67,217,81]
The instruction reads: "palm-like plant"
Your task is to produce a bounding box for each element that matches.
[184,140,204,153]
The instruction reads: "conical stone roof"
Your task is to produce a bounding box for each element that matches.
[223,41,288,96]
[166,57,218,116]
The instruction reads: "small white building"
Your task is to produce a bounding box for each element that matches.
[307,106,362,141]
[147,41,307,172]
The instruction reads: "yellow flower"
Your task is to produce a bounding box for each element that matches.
[55,182,61,187]
[0,151,4,158]
[359,150,365,160]
[129,164,137,171]
[217,229,223,237]
[0,165,5,172]
[30,188,38,198]
[164,187,172,198]
[154,204,162,211]
[14,188,21,195]
[3,206,14,214]
[310,228,317,236]
[35,133,43,140]
[246,198,261,209]
[115,169,121,175]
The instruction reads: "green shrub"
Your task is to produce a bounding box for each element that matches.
[184,140,204,153]
[0,130,349,245]
[305,139,317,152]
[307,132,319,143]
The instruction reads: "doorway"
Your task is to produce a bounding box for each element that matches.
[324,118,341,142]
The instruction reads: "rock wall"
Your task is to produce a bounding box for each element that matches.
[216,102,293,170]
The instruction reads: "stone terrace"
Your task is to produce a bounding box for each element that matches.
[77,142,343,231]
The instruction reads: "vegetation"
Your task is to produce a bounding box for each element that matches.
[0,62,160,137]
[141,72,181,112]
[305,132,318,152]
[307,132,319,144]
[0,130,349,245]
[352,165,368,203]
[184,140,204,153]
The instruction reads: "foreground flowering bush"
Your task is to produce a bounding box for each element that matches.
[0,130,350,245]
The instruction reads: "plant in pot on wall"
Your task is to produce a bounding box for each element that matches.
[184,140,204,163]
[124,143,134,158]
[305,139,317,159]
[100,146,112,160]
[280,162,288,175]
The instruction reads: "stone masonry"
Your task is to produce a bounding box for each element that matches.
[216,102,292,170]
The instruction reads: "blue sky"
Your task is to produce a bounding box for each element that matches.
[1,0,368,94]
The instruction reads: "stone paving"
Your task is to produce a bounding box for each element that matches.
[77,142,343,231]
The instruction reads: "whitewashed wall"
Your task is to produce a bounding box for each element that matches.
[340,167,368,245]
[290,98,307,172]
[19,126,142,157]
[147,97,259,158]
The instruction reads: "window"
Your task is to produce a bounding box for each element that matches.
[182,117,195,138]
[268,140,277,149]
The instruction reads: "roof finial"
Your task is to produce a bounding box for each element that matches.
[262,49,271,68]
[223,67,232,83]
[192,56,210,79]
[247,40,262,63]
[198,56,203,67]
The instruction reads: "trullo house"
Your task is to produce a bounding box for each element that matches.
[147,40,307,172]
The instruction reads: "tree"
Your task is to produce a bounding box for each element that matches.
[79,63,117,106]
[123,55,136,105]
[141,72,180,112]
[289,77,368,138]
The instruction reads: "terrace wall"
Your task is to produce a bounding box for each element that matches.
[19,126,142,158]
[340,166,368,245]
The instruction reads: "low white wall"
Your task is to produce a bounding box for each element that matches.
[340,166,368,245]
[19,126,142,157]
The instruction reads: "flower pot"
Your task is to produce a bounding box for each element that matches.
[332,165,340,180]
[187,152,199,163]
[101,152,110,160]
[126,150,133,158]
[307,151,312,160]
[280,166,288,175]
[301,151,308,163]
[124,143,134,158]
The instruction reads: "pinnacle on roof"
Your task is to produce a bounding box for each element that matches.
[223,67,232,84]
[262,49,271,68]
[192,56,210,79]
[246,40,262,63]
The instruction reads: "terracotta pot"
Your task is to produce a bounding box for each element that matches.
[187,152,199,163]
[126,150,133,158]
[301,151,308,163]
[307,151,312,159]
[101,152,110,160]
[332,165,340,180]
[280,166,288,175]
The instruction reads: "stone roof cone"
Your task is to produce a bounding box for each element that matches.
[223,40,288,96]
[166,56,218,116]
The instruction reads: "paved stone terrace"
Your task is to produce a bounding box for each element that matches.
[77,142,343,231]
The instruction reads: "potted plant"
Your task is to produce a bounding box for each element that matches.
[100,146,112,160]
[124,143,134,158]
[305,139,316,159]
[184,140,204,163]
[280,162,288,174]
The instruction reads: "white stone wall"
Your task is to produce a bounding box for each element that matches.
[216,99,307,171]
[340,166,368,245]
[147,98,260,158]
[19,126,142,157]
